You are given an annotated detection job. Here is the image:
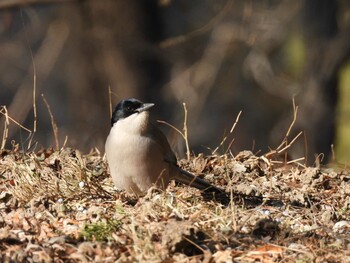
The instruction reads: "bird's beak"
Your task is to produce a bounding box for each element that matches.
[137,103,155,113]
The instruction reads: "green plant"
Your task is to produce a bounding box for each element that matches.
[81,220,122,242]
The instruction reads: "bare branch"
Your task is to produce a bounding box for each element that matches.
[0,0,76,9]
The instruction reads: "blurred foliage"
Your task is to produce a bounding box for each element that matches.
[283,33,305,79]
[336,62,350,164]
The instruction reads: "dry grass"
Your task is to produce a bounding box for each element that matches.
[1,146,350,262]
[1,98,349,262]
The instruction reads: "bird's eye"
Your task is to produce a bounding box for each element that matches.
[126,106,132,111]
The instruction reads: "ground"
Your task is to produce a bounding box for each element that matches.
[1,147,350,262]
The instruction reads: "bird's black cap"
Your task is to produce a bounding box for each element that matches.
[111,98,154,126]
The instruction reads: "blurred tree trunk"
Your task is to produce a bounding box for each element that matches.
[292,0,348,164]
[66,0,168,149]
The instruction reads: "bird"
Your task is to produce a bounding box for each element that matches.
[105,98,224,196]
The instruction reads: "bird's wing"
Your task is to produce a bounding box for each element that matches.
[148,123,224,194]
[147,123,177,165]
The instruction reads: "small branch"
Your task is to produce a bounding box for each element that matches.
[264,99,303,165]
[182,103,190,161]
[0,107,32,133]
[157,103,191,160]
[0,107,10,150]
[41,94,59,150]
[108,85,113,118]
[213,110,242,155]
[276,131,303,154]
[285,98,298,138]
[157,120,184,139]
[0,0,76,9]
[160,0,234,48]
[20,8,37,150]
[287,157,305,165]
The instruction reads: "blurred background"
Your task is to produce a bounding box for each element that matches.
[0,0,350,165]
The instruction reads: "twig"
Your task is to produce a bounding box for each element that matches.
[0,107,10,150]
[276,131,303,154]
[331,144,335,162]
[182,236,207,255]
[7,18,68,145]
[304,131,308,166]
[0,107,32,133]
[157,103,192,161]
[275,98,298,152]
[286,98,298,137]
[41,94,59,150]
[287,157,305,165]
[263,99,304,166]
[213,111,242,154]
[182,103,190,160]
[230,181,237,232]
[160,0,234,48]
[108,85,113,118]
[0,0,75,9]
[20,8,37,150]
[62,135,68,148]
[264,131,303,159]
[157,121,183,139]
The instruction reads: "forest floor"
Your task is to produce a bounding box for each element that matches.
[1,147,350,262]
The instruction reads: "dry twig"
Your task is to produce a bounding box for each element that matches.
[41,94,59,150]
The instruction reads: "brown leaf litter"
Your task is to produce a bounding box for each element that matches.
[0,147,350,262]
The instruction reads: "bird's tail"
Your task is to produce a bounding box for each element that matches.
[172,165,224,194]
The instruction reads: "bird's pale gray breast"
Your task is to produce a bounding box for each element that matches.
[105,125,170,194]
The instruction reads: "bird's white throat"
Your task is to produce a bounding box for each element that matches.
[112,111,150,135]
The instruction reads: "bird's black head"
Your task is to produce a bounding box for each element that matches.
[111,98,154,126]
